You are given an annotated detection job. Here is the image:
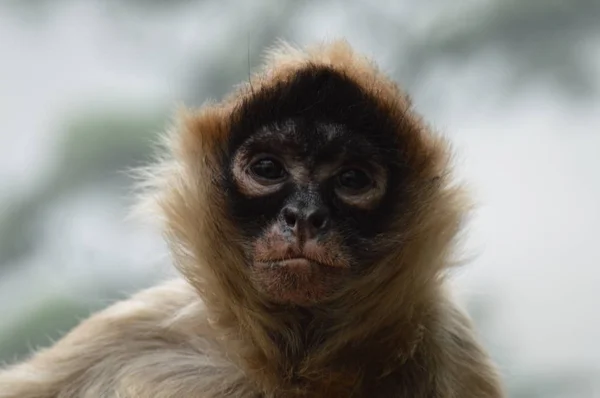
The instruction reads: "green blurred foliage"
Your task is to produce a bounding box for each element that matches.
[0,108,167,267]
[0,297,94,364]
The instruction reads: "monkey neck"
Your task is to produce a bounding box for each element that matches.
[225,276,441,394]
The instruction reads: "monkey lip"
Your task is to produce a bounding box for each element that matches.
[276,257,313,269]
[257,257,320,269]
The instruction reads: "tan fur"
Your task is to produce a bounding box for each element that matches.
[0,40,505,397]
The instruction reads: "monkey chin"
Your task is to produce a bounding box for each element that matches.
[252,259,347,306]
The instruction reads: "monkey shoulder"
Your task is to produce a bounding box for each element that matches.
[0,279,255,398]
[375,299,504,398]
[419,298,505,398]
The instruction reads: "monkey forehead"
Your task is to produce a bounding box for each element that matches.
[245,121,346,145]
[228,65,403,157]
[233,119,382,162]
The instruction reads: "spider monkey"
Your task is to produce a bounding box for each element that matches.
[0,40,505,398]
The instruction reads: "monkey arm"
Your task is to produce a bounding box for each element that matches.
[0,279,251,398]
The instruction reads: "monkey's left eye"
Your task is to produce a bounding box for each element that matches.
[250,157,287,182]
[336,169,372,192]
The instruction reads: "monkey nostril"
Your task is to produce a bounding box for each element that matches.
[282,205,329,235]
[282,207,298,227]
[307,208,329,231]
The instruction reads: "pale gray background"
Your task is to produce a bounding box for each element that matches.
[0,1,599,397]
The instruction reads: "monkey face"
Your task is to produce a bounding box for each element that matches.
[227,122,390,305]
[223,67,419,306]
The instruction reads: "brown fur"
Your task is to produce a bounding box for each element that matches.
[0,40,505,397]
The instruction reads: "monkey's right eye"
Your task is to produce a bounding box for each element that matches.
[249,157,287,182]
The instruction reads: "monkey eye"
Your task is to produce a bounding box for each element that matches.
[336,168,373,192]
[249,157,287,182]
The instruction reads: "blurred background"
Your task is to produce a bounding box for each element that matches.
[0,1,599,396]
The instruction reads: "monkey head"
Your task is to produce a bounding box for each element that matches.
[223,63,447,307]
[152,41,464,313]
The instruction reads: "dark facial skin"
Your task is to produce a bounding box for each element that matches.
[224,66,411,306]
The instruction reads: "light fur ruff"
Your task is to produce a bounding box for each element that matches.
[0,40,505,397]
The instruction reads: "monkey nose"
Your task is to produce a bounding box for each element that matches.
[282,205,330,238]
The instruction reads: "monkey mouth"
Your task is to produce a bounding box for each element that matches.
[252,256,347,306]
[253,234,352,270]
[256,257,322,269]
